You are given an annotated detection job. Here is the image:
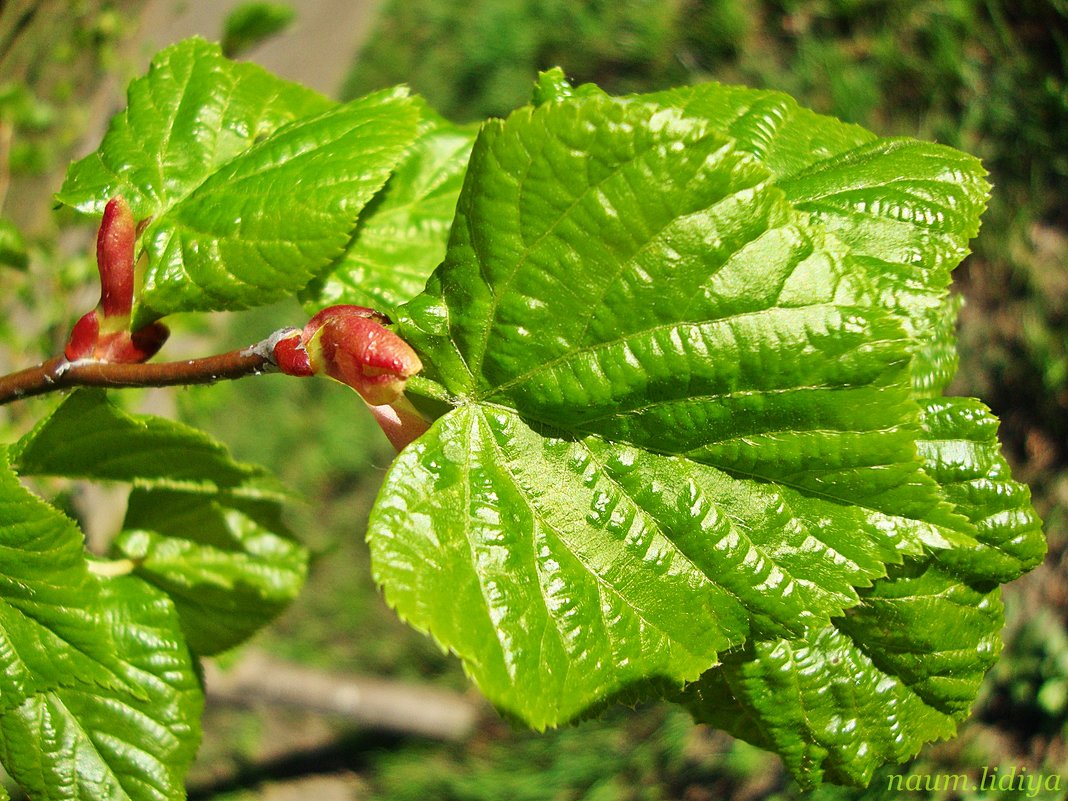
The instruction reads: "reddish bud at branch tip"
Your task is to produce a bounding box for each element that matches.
[63,196,169,364]
[273,305,423,408]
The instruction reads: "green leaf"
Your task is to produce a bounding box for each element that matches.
[114,487,308,655]
[221,2,297,58]
[369,405,931,728]
[369,95,993,729]
[0,449,129,707]
[397,95,943,517]
[637,82,990,394]
[138,86,420,320]
[0,450,202,801]
[12,390,307,656]
[57,38,332,219]
[916,396,1046,582]
[57,38,422,321]
[682,562,1002,788]
[14,389,284,496]
[301,102,477,316]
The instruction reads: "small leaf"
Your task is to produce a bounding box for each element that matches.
[0,449,130,707]
[138,86,421,319]
[302,103,476,316]
[14,389,284,496]
[56,38,422,321]
[57,38,333,219]
[115,487,308,655]
[0,577,203,801]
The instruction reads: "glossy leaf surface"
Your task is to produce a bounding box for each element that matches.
[115,487,307,655]
[303,103,477,316]
[367,92,1025,746]
[57,38,421,322]
[15,389,283,494]
[13,390,306,657]
[0,450,202,801]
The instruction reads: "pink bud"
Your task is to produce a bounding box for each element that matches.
[368,395,432,451]
[95,322,170,363]
[96,196,136,323]
[63,197,169,364]
[305,306,423,407]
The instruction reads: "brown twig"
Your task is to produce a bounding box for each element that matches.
[0,328,299,405]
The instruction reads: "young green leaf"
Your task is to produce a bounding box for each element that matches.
[114,487,308,655]
[137,86,420,320]
[369,94,987,730]
[57,38,333,219]
[0,450,202,801]
[12,390,308,658]
[57,38,422,322]
[14,389,284,496]
[302,101,477,317]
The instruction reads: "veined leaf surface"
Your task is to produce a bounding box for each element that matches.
[0,450,202,801]
[369,94,994,732]
[57,38,422,322]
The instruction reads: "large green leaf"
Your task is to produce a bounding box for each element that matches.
[0,450,202,801]
[57,38,422,322]
[398,95,948,518]
[302,101,477,317]
[114,487,307,656]
[639,82,990,394]
[369,404,947,727]
[369,94,988,730]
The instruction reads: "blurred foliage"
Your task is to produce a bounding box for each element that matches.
[221,2,296,58]
[343,0,1067,220]
[0,0,141,227]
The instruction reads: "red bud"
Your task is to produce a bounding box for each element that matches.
[94,322,170,363]
[63,197,169,364]
[96,196,136,323]
[272,329,313,377]
[306,306,423,406]
[65,311,100,361]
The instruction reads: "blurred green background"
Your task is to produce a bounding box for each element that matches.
[1,1,1066,799]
